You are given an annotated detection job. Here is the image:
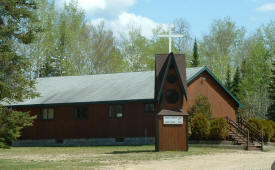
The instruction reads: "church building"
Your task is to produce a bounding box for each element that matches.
[7,53,241,146]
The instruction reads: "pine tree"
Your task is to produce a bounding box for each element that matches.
[267,60,275,121]
[191,38,199,67]
[225,64,232,91]
[0,0,38,148]
[231,66,241,97]
[0,0,39,102]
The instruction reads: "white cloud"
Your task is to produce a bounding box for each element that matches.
[256,3,275,12]
[111,12,160,37]
[91,12,165,38]
[58,1,166,38]
[78,0,106,11]
[58,0,136,18]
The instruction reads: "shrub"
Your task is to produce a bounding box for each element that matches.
[191,113,210,140]
[248,118,263,131]
[209,118,229,140]
[189,95,212,118]
[0,107,36,148]
[270,121,275,142]
[262,120,274,142]
[248,118,274,142]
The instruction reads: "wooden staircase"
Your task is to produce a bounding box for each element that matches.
[226,117,263,151]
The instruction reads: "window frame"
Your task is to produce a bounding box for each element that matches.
[165,89,180,104]
[73,106,89,120]
[166,74,177,84]
[40,107,55,121]
[144,103,155,113]
[108,104,124,119]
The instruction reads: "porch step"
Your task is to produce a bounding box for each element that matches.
[247,145,262,150]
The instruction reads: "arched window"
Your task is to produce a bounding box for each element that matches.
[165,89,179,104]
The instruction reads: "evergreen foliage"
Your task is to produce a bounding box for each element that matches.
[0,107,36,148]
[267,60,275,121]
[189,95,212,118]
[209,118,229,140]
[231,66,241,97]
[248,118,263,131]
[0,0,39,102]
[270,121,275,142]
[0,0,39,148]
[191,113,210,140]
[225,64,232,91]
[262,120,274,142]
[248,118,274,142]
[191,38,199,67]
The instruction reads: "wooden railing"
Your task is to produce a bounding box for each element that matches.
[226,116,248,137]
[237,117,264,148]
[226,116,263,150]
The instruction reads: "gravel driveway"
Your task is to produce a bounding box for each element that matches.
[111,149,275,170]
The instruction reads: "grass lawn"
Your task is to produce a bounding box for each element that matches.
[0,145,239,170]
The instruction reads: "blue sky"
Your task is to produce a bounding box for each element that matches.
[57,0,275,38]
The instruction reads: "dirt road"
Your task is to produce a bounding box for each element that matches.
[111,150,275,170]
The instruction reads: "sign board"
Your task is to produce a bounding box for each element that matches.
[163,116,183,125]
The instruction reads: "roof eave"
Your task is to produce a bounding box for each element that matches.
[187,66,243,108]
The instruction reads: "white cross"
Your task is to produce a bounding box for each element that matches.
[158,24,183,53]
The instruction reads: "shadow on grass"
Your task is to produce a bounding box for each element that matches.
[107,150,156,154]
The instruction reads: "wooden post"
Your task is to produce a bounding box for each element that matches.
[246,130,249,150]
[261,131,263,151]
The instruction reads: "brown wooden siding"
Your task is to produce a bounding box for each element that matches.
[183,71,238,121]
[18,102,156,140]
[157,115,188,151]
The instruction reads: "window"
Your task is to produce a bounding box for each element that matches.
[41,108,54,120]
[109,105,123,118]
[165,89,179,104]
[74,106,88,120]
[144,103,155,113]
[167,74,177,84]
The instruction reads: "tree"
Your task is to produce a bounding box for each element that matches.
[225,64,232,91]
[0,107,36,148]
[88,21,127,74]
[231,66,241,97]
[267,60,275,121]
[57,0,89,75]
[173,18,192,54]
[189,95,212,118]
[238,28,272,118]
[0,0,38,148]
[191,38,199,67]
[199,17,245,81]
[120,26,153,72]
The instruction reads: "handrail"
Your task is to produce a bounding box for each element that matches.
[226,116,248,138]
[238,117,262,135]
[238,117,263,144]
[228,116,263,150]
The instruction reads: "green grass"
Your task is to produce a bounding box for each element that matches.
[0,145,238,170]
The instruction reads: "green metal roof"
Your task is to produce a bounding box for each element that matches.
[5,66,242,108]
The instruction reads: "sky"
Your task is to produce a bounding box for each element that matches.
[56,0,275,39]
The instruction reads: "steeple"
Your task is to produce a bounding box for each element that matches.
[155,52,187,110]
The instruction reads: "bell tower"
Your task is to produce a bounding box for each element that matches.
[155,52,189,151]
